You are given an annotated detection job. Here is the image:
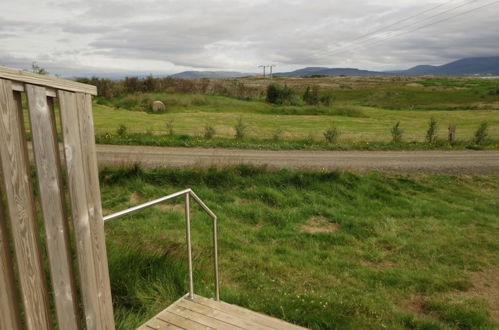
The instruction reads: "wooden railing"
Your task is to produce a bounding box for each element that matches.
[0,66,114,330]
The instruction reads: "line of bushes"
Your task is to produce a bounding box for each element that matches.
[107,118,494,149]
[265,84,335,107]
[76,76,264,101]
[391,119,490,146]
[96,130,498,151]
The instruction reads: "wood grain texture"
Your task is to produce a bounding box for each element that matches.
[59,90,102,330]
[168,305,241,330]
[176,299,270,330]
[12,81,56,97]
[0,79,51,329]
[26,84,80,330]
[137,318,182,330]
[76,93,115,329]
[0,66,96,95]
[139,294,308,330]
[0,196,22,330]
[191,295,307,330]
[156,311,208,330]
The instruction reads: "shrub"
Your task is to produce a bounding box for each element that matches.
[272,129,283,141]
[234,117,247,140]
[391,122,403,143]
[320,91,335,106]
[323,124,340,143]
[303,86,320,105]
[204,124,216,139]
[473,122,489,145]
[191,95,209,106]
[116,124,128,136]
[448,124,456,144]
[165,119,175,136]
[266,84,294,105]
[114,93,152,111]
[266,84,280,104]
[426,117,438,143]
[488,88,499,96]
[30,62,48,75]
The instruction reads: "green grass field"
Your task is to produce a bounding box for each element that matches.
[93,97,499,143]
[101,166,499,329]
[90,76,499,148]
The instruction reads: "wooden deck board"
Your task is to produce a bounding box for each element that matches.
[137,318,182,330]
[139,294,307,330]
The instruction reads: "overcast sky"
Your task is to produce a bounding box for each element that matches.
[1,0,498,76]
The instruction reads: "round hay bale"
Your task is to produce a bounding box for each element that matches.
[151,100,166,112]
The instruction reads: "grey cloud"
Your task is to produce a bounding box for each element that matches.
[1,0,499,74]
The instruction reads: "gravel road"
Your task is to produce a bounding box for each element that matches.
[95,145,499,174]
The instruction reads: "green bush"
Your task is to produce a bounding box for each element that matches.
[272,129,283,141]
[266,84,294,105]
[426,117,438,144]
[473,122,489,145]
[323,124,340,143]
[165,119,175,136]
[204,124,216,139]
[191,95,209,106]
[116,124,128,136]
[320,91,335,106]
[234,117,247,139]
[391,122,403,143]
[303,86,320,105]
[114,93,152,111]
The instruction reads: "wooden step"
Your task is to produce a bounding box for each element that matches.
[138,294,307,330]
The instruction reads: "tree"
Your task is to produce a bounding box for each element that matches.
[391,122,403,143]
[30,62,48,75]
[303,85,319,105]
[266,84,294,105]
[425,117,438,144]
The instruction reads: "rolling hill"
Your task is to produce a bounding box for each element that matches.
[168,56,499,78]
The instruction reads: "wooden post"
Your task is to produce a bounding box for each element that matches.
[0,190,22,330]
[448,124,456,144]
[0,79,51,330]
[59,90,115,330]
[26,84,80,329]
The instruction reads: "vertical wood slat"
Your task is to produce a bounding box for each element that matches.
[59,90,114,329]
[0,198,22,330]
[26,84,80,330]
[76,93,115,329]
[0,79,51,330]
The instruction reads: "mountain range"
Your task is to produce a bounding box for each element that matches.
[169,70,251,78]
[169,56,499,78]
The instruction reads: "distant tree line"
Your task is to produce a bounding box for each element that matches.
[266,84,334,106]
[75,75,263,100]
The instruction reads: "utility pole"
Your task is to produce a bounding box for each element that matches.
[258,65,266,77]
[258,65,276,78]
[268,65,276,79]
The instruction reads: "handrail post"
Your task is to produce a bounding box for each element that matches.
[213,215,220,301]
[103,188,220,301]
[185,193,194,299]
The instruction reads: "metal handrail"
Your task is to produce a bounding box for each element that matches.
[103,189,220,301]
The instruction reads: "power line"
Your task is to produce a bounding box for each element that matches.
[345,0,456,46]
[321,0,499,58]
[318,0,479,57]
[348,0,499,53]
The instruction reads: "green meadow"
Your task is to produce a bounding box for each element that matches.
[101,166,499,329]
[92,97,499,142]
[89,76,499,149]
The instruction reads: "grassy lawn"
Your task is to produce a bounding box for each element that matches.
[92,101,499,143]
[101,166,499,329]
